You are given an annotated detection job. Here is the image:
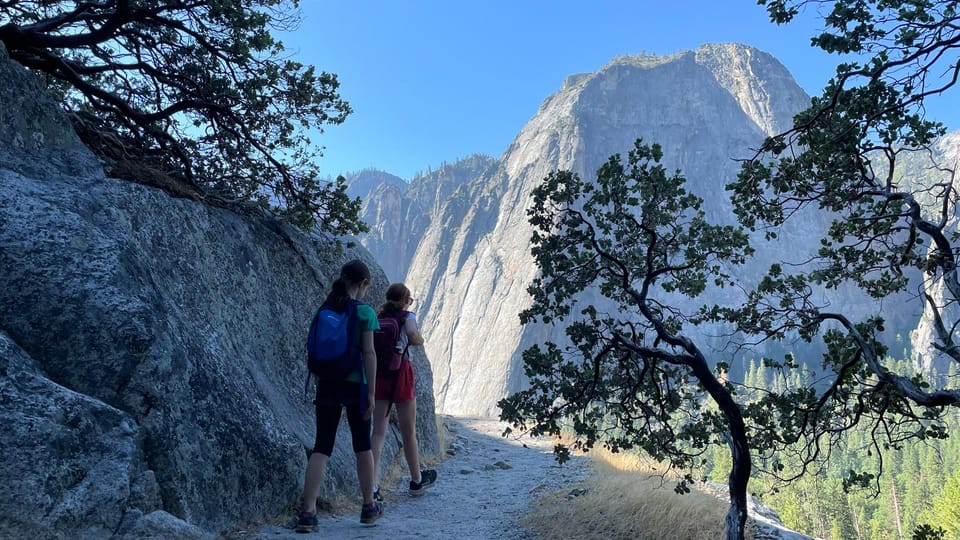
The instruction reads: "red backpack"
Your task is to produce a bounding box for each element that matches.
[373,310,410,376]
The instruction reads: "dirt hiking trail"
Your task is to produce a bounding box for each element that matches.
[236,416,590,540]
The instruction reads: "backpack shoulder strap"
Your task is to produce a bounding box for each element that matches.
[350,299,372,376]
[346,298,362,348]
[397,310,413,358]
[304,303,328,401]
[384,309,409,324]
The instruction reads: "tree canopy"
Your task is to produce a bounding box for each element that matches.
[499,141,757,539]
[0,0,364,237]
[734,0,960,410]
[502,2,960,539]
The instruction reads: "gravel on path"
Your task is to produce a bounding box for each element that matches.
[236,415,590,540]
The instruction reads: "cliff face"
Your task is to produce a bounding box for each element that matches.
[346,155,498,282]
[907,131,960,372]
[393,44,815,415]
[0,43,438,538]
[347,43,942,419]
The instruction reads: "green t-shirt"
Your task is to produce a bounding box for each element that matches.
[346,303,379,384]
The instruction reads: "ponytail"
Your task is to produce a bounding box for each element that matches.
[322,259,370,311]
[322,278,349,310]
[377,283,411,316]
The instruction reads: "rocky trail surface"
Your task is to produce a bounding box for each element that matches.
[237,416,590,540]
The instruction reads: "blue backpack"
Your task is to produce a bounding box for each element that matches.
[306,299,361,381]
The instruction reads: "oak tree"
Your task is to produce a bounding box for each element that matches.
[0,0,364,237]
[499,141,757,539]
[728,0,960,490]
[503,2,960,539]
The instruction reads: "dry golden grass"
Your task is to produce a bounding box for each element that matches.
[521,446,751,540]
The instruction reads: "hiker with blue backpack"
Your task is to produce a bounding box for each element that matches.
[297,259,384,532]
[370,283,438,501]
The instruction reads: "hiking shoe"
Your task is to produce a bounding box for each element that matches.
[409,469,438,496]
[373,487,384,502]
[295,511,318,533]
[360,501,383,525]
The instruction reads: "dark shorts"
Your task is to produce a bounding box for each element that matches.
[374,359,415,403]
[312,381,372,455]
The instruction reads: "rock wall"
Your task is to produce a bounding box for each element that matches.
[0,41,438,538]
[386,43,923,416]
[907,131,960,372]
[347,156,498,282]
[354,43,932,421]
[405,44,816,415]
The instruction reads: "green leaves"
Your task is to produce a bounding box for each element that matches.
[523,139,756,338]
[504,139,760,533]
[742,1,960,411]
[0,1,364,239]
[911,524,947,540]
[507,7,960,539]
[842,469,876,491]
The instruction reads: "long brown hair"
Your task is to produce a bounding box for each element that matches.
[323,259,370,311]
[378,283,410,316]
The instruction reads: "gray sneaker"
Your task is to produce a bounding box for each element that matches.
[408,469,438,496]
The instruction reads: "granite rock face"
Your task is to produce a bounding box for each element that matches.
[0,44,438,537]
[405,44,816,415]
[0,332,165,539]
[0,42,103,180]
[346,156,498,282]
[906,131,960,372]
[360,43,924,416]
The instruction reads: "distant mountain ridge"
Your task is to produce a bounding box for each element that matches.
[342,168,406,201]
[349,43,956,415]
[343,154,497,281]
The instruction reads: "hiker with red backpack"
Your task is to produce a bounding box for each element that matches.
[296,260,384,533]
[371,283,438,500]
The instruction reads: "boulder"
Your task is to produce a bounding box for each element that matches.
[0,332,166,539]
[0,40,438,537]
[0,41,102,180]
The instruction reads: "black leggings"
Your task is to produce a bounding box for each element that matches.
[312,382,372,455]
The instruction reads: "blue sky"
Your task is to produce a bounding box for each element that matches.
[281,1,957,180]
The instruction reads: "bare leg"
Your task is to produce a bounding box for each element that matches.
[301,452,330,514]
[356,449,376,505]
[396,398,421,481]
[370,399,391,487]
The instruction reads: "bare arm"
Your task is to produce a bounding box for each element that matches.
[405,317,425,346]
[361,330,376,419]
